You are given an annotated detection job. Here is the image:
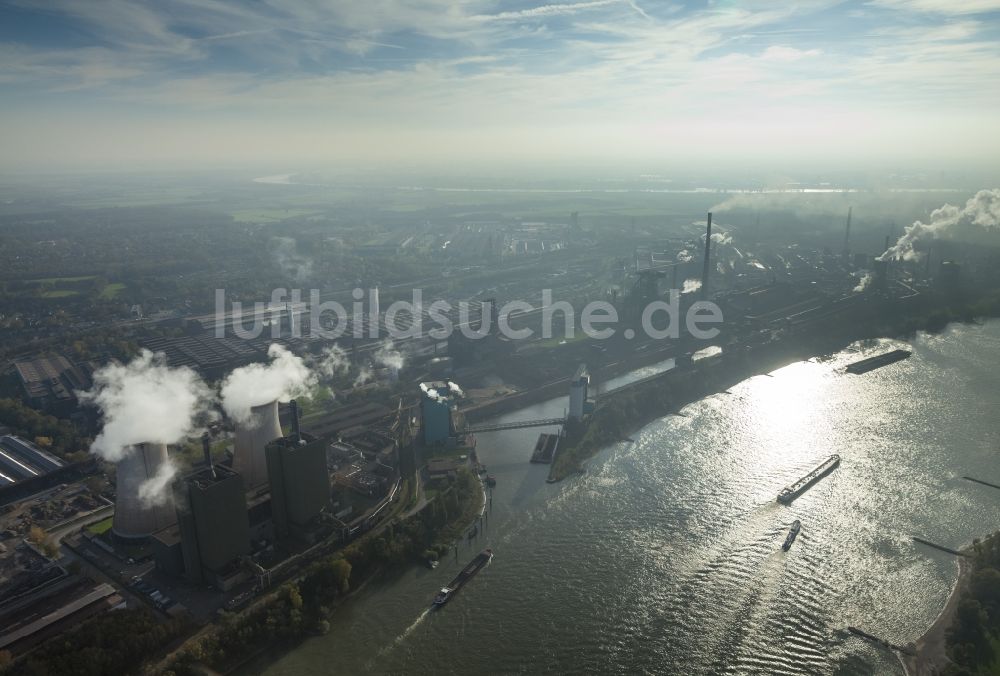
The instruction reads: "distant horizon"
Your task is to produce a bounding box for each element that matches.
[2,1,1000,173]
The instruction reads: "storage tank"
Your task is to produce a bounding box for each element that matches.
[232,400,282,489]
[113,442,176,539]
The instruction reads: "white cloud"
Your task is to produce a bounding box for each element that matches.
[869,0,1000,14]
[1,0,999,170]
[475,0,622,21]
[760,45,822,61]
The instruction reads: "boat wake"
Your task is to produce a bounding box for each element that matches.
[377,608,431,657]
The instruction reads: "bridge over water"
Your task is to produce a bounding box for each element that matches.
[464,417,565,434]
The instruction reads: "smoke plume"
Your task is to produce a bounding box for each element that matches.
[271,236,314,282]
[682,278,702,294]
[853,272,873,293]
[138,461,178,507]
[880,189,1000,261]
[314,344,349,378]
[373,340,404,371]
[79,350,213,463]
[676,250,694,263]
[354,366,373,387]
[221,344,316,423]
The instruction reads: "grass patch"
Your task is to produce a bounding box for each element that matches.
[31,275,97,284]
[86,516,113,535]
[40,289,80,298]
[99,282,126,300]
[230,208,323,223]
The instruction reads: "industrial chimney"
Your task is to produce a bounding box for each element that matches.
[842,206,852,259]
[701,212,713,298]
[232,400,282,489]
[112,442,176,539]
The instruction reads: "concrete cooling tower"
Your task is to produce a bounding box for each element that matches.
[232,400,282,490]
[113,442,177,539]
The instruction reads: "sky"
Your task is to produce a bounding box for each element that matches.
[1,0,999,173]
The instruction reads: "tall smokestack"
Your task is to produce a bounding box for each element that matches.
[112,442,176,539]
[202,433,215,478]
[289,399,301,444]
[232,400,282,489]
[701,212,713,298]
[842,207,852,256]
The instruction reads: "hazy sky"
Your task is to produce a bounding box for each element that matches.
[1,0,999,172]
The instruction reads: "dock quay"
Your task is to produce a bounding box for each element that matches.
[531,433,560,463]
[912,536,967,557]
[847,627,915,655]
[963,476,1000,491]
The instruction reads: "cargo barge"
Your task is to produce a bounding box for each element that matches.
[777,455,840,504]
[531,433,560,464]
[845,349,911,374]
[432,548,493,607]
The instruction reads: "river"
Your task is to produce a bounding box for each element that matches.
[252,321,1000,675]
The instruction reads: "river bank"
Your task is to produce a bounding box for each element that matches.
[161,470,486,676]
[902,555,970,676]
[547,298,1000,483]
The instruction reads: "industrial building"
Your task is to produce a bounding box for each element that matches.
[265,436,330,541]
[568,364,594,421]
[302,401,393,440]
[419,381,461,445]
[174,465,250,588]
[232,400,283,490]
[12,354,92,414]
[112,442,176,540]
[0,435,65,485]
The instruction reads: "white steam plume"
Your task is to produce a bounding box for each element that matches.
[354,366,373,387]
[682,278,702,294]
[271,236,314,282]
[138,460,178,507]
[221,344,316,423]
[79,350,213,463]
[676,250,694,263]
[880,189,1000,261]
[373,340,405,371]
[314,344,350,378]
[853,272,873,293]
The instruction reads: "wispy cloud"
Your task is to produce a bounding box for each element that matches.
[475,0,623,21]
[869,0,1000,14]
[1,0,998,170]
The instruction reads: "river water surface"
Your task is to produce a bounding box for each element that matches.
[254,321,1000,675]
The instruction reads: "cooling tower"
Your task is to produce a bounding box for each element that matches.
[232,400,282,490]
[112,442,176,539]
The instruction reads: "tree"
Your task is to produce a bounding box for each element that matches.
[28,525,47,545]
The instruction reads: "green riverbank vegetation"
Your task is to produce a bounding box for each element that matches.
[162,468,483,675]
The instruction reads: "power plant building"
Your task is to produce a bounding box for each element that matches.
[112,442,176,540]
[153,464,251,589]
[419,382,458,445]
[180,465,250,586]
[568,364,594,421]
[232,400,283,490]
[265,437,330,541]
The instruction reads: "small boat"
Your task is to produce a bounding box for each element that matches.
[783,520,801,551]
[485,475,497,487]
